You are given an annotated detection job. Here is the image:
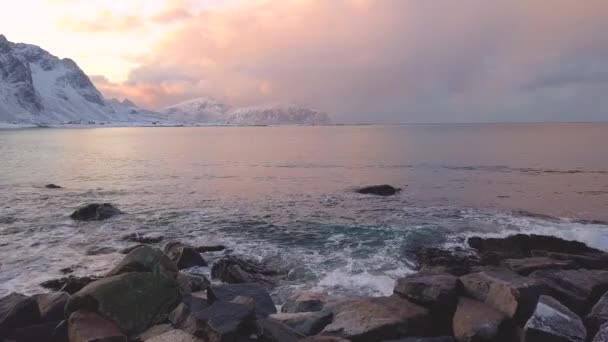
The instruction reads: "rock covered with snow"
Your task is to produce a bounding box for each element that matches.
[161,97,232,123]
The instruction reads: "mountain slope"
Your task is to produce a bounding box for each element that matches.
[0,35,154,124]
[161,97,232,123]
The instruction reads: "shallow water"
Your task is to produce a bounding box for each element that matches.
[1,124,608,300]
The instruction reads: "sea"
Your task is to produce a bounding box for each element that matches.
[1,123,608,302]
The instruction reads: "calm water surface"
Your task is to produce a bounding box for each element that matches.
[1,124,608,299]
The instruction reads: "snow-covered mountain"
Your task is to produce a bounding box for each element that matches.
[0,35,156,125]
[161,98,331,125]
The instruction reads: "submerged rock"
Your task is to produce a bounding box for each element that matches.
[501,257,577,275]
[0,293,41,338]
[355,184,402,196]
[522,295,586,342]
[70,203,123,221]
[195,245,226,253]
[122,233,164,244]
[452,297,513,342]
[45,184,62,189]
[211,255,282,286]
[163,241,207,269]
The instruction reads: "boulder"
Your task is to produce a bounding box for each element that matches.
[40,275,100,294]
[122,233,164,244]
[34,291,69,322]
[106,245,177,278]
[532,251,607,270]
[530,269,608,315]
[195,245,226,253]
[452,297,513,342]
[282,292,329,313]
[119,244,147,254]
[146,329,203,342]
[207,283,277,318]
[300,337,350,342]
[384,338,455,342]
[211,256,281,286]
[0,292,41,338]
[177,272,210,296]
[355,184,401,196]
[257,318,304,342]
[501,257,577,275]
[460,269,548,323]
[163,242,207,269]
[270,311,333,336]
[85,246,117,256]
[7,320,64,342]
[183,301,256,341]
[586,291,608,337]
[593,322,608,342]
[45,184,62,189]
[413,248,481,276]
[70,203,123,221]
[523,295,586,342]
[136,324,173,341]
[322,295,430,341]
[66,272,181,335]
[68,310,126,342]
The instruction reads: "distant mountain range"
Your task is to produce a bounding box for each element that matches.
[0,35,331,126]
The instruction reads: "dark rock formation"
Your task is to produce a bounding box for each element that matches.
[355,184,401,196]
[106,245,177,278]
[67,310,126,342]
[270,311,333,336]
[452,297,513,342]
[70,203,123,221]
[34,292,69,322]
[177,272,210,296]
[163,241,207,269]
[501,257,577,275]
[0,293,41,338]
[40,275,99,294]
[593,322,608,342]
[122,233,164,244]
[281,291,329,313]
[182,301,256,341]
[207,283,277,319]
[195,245,226,253]
[586,291,608,337]
[45,184,62,189]
[522,295,586,342]
[211,255,282,286]
[257,318,304,342]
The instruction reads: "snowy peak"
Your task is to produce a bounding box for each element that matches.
[161,97,232,123]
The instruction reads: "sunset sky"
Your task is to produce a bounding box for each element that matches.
[2,0,608,123]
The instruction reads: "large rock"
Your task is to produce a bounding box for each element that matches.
[70,203,123,221]
[586,291,608,337]
[45,183,62,189]
[7,321,65,342]
[384,338,455,342]
[68,310,126,342]
[530,269,608,315]
[66,272,181,335]
[532,251,607,270]
[523,295,586,342]
[207,283,277,318]
[181,301,256,341]
[257,318,304,342]
[413,248,481,276]
[300,337,350,342]
[211,256,281,286]
[501,257,577,276]
[593,322,608,342]
[177,272,210,296]
[355,184,402,196]
[322,295,430,341]
[106,245,177,278]
[0,292,41,338]
[40,275,100,294]
[452,297,512,342]
[136,324,173,341]
[146,329,203,342]
[195,245,226,253]
[163,242,207,269]
[460,269,548,323]
[270,311,333,336]
[34,291,69,322]
[282,292,329,313]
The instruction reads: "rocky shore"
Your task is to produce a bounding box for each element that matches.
[3,203,608,341]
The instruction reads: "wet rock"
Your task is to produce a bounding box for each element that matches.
[586,291,608,337]
[70,203,123,221]
[355,184,401,196]
[530,269,608,315]
[68,310,126,342]
[66,272,181,335]
[119,244,147,254]
[0,293,41,338]
[270,311,333,336]
[106,245,178,279]
[452,297,513,342]
[593,322,608,342]
[195,245,226,253]
[468,234,605,259]
[45,184,62,189]
[460,269,548,323]
[40,275,100,294]
[122,233,164,244]
[7,320,64,342]
[322,295,430,341]
[177,272,210,296]
[146,329,203,342]
[211,256,281,286]
[181,301,256,341]
[300,337,350,342]
[383,337,455,342]
[34,291,69,322]
[532,251,607,270]
[85,246,117,256]
[501,257,577,275]
[413,248,480,276]
[282,291,329,313]
[207,283,277,318]
[163,241,207,269]
[522,295,586,342]
[136,323,173,341]
[257,318,304,342]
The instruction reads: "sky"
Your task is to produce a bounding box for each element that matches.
[2,0,608,123]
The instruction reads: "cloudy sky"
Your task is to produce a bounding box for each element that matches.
[2,0,608,123]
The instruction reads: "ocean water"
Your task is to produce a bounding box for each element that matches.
[1,124,608,301]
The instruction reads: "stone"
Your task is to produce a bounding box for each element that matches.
[523,295,586,342]
[70,203,123,221]
[34,291,69,322]
[530,269,608,315]
[460,269,548,323]
[384,338,455,342]
[211,256,280,286]
[355,184,401,196]
[6,320,64,342]
[593,322,608,342]
[207,283,277,318]
[185,301,256,341]
[136,324,173,341]
[107,245,178,278]
[195,245,226,253]
[85,246,117,256]
[68,310,126,342]
[586,291,608,337]
[322,295,430,341]
[40,275,99,294]
[413,248,481,276]
[532,251,607,270]
[452,297,513,342]
[300,337,350,342]
[270,311,333,336]
[66,272,181,335]
[45,183,62,189]
[0,292,41,338]
[394,273,460,307]
[146,329,203,342]
[122,233,164,244]
[501,257,577,275]
[163,241,207,269]
[282,291,329,313]
[257,318,304,342]
[177,272,210,296]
